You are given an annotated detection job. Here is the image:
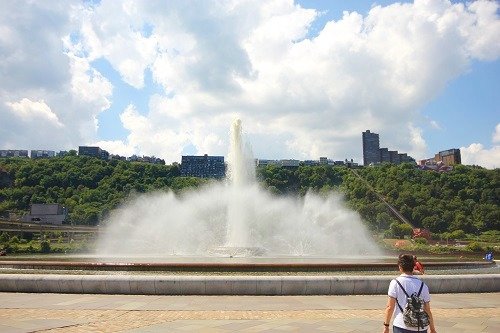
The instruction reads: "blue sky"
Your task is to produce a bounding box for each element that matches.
[0,0,499,167]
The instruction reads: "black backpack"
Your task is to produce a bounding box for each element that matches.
[395,279,430,330]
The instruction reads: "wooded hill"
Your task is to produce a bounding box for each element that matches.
[0,156,498,239]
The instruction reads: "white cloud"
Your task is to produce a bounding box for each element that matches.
[493,123,500,144]
[461,143,500,169]
[93,139,136,157]
[66,54,112,110]
[6,98,63,127]
[408,123,427,160]
[460,124,500,169]
[429,120,441,130]
[0,0,113,150]
[76,1,158,88]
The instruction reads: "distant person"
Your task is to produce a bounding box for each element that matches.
[413,256,425,275]
[484,251,493,261]
[383,254,437,333]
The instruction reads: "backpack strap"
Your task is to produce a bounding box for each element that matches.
[416,282,425,333]
[393,279,407,313]
[395,278,410,297]
[417,280,424,297]
[395,299,404,313]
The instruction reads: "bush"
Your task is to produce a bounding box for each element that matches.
[2,243,18,254]
[27,244,36,253]
[0,232,9,243]
[428,245,461,254]
[466,242,484,252]
[40,240,51,253]
[19,238,27,244]
[9,236,19,244]
[479,230,500,243]
[414,237,428,245]
[450,230,467,240]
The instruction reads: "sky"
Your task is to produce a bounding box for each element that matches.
[0,0,499,168]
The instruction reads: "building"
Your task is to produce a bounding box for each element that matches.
[0,150,29,158]
[303,160,320,166]
[319,157,328,165]
[417,160,453,172]
[256,159,280,167]
[362,130,380,166]
[344,159,359,168]
[399,153,411,163]
[78,146,109,160]
[379,148,390,163]
[127,155,165,164]
[181,154,225,178]
[418,148,461,170]
[363,130,416,166]
[435,148,461,166]
[389,150,400,164]
[30,150,55,159]
[23,204,68,225]
[110,154,127,161]
[280,159,300,168]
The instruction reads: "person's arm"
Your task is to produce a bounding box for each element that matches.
[424,301,437,333]
[383,296,396,333]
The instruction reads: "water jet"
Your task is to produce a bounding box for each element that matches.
[96,119,379,259]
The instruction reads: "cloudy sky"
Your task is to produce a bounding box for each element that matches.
[0,0,499,168]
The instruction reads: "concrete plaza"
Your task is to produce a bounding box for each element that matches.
[0,292,498,332]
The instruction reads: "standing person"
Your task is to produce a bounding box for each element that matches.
[383,254,437,333]
[413,256,425,275]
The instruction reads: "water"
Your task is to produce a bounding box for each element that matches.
[96,120,380,258]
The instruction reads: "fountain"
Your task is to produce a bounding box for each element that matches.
[1,120,494,296]
[95,119,380,259]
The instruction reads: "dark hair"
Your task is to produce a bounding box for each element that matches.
[398,254,415,273]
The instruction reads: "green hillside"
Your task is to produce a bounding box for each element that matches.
[257,163,499,238]
[0,157,498,240]
[0,155,206,225]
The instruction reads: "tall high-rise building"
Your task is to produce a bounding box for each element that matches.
[362,130,380,166]
[181,154,225,178]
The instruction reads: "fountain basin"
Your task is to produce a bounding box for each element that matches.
[0,273,498,295]
[0,258,495,273]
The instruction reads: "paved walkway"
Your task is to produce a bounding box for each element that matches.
[0,292,498,332]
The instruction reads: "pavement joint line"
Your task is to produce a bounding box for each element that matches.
[1,307,499,320]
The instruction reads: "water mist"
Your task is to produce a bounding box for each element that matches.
[96,119,380,257]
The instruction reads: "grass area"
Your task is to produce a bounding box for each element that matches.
[380,238,498,256]
[1,239,94,255]
[1,230,498,256]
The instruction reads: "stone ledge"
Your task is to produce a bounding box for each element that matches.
[0,274,498,295]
